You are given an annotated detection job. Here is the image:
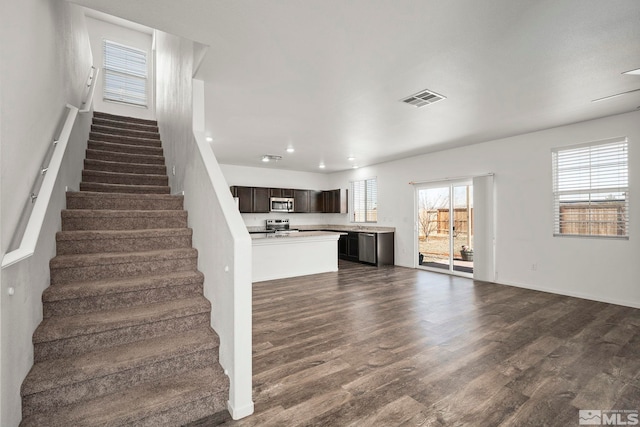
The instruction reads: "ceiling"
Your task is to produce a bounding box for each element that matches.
[71,0,640,173]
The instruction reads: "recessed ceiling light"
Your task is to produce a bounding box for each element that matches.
[262,154,282,163]
[347,156,355,161]
[205,136,213,142]
[623,68,640,75]
[592,88,640,102]
[319,163,326,169]
[352,165,359,169]
[286,147,295,153]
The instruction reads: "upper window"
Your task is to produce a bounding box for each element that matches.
[552,137,629,238]
[351,178,378,223]
[103,40,148,107]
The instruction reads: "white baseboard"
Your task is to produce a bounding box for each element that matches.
[227,400,254,420]
[498,280,640,309]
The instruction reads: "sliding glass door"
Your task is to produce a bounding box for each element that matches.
[417,181,473,276]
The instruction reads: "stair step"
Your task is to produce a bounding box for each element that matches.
[33,296,211,362]
[91,124,160,140]
[22,328,219,418]
[83,158,167,176]
[90,132,163,148]
[20,365,228,427]
[49,248,198,285]
[79,182,171,194]
[94,111,158,126]
[66,191,183,211]
[92,116,159,133]
[62,209,187,230]
[86,149,165,165]
[88,140,164,157]
[43,270,204,318]
[82,170,168,187]
[56,228,192,255]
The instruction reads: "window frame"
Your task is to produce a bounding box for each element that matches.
[103,39,148,108]
[551,137,629,239]
[351,177,378,223]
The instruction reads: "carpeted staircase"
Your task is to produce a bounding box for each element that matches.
[20,111,229,426]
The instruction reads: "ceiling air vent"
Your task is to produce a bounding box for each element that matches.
[401,89,446,108]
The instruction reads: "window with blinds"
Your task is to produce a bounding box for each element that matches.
[552,137,629,238]
[103,40,148,107]
[351,178,378,223]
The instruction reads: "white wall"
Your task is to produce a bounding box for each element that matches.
[327,111,640,308]
[156,31,254,416]
[0,2,93,425]
[155,31,193,192]
[219,164,346,227]
[85,15,155,120]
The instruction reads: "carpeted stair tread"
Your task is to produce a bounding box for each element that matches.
[43,270,204,303]
[81,169,168,187]
[83,158,166,175]
[89,132,163,148]
[88,140,164,156]
[92,117,159,133]
[49,248,197,284]
[56,228,192,255]
[42,270,204,318]
[33,296,210,344]
[20,366,228,427]
[94,111,158,126]
[62,209,188,231]
[22,327,218,396]
[86,149,165,165]
[79,182,171,194]
[66,191,182,210]
[91,124,160,140]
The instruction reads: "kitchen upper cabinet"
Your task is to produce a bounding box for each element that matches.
[322,190,338,213]
[232,186,253,213]
[281,188,294,198]
[270,188,282,198]
[293,189,309,213]
[253,187,270,213]
[231,186,269,213]
[309,190,324,213]
[232,186,347,214]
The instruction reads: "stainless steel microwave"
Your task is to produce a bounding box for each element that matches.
[270,197,294,212]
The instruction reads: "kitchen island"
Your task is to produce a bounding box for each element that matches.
[251,231,345,282]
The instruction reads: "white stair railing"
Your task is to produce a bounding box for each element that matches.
[1,66,99,269]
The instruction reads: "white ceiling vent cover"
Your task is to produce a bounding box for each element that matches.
[401,89,446,108]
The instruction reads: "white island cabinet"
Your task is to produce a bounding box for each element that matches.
[251,231,344,282]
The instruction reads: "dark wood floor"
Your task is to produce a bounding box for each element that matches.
[206,261,640,426]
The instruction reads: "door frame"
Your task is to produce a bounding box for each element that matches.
[414,179,473,278]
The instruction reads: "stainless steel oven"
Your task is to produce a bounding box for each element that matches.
[270,197,294,212]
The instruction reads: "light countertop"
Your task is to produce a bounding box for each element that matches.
[250,230,346,241]
[247,224,395,234]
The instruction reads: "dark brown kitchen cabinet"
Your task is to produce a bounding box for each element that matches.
[230,186,269,213]
[309,190,324,213]
[322,189,344,213]
[252,187,270,213]
[293,190,309,213]
[270,188,282,198]
[231,186,253,213]
[281,188,294,198]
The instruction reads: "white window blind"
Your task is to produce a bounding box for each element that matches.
[552,137,629,238]
[352,178,378,222]
[103,40,147,107]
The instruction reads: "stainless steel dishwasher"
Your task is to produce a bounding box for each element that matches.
[358,233,377,264]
